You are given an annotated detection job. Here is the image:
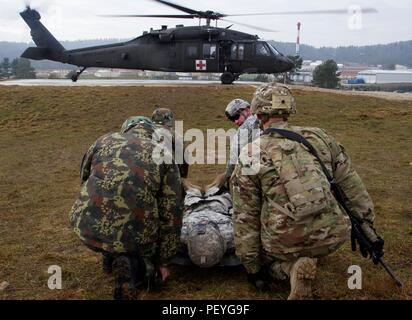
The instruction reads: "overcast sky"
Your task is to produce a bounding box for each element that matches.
[0,0,411,47]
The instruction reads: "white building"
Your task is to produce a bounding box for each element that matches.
[291,71,313,83]
[357,70,412,84]
[290,60,322,83]
[94,69,121,78]
[395,64,408,70]
[301,60,323,72]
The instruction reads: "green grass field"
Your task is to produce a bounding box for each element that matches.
[0,85,411,300]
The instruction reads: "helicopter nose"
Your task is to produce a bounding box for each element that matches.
[278,56,295,73]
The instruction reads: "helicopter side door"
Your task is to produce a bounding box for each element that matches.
[201,42,218,72]
[181,42,203,72]
[181,41,219,73]
[228,43,245,73]
[227,42,255,73]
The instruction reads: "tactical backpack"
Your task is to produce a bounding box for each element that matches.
[263,128,340,221]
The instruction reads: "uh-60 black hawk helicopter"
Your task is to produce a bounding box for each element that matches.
[20,0,377,84]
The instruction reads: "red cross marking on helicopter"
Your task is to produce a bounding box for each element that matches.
[196,60,207,71]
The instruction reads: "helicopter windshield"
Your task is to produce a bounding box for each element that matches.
[268,44,281,56]
[256,42,270,57]
[256,42,280,57]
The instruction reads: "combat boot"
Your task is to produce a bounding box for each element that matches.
[287,257,317,300]
[112,255,139,300]
[102,253,114,274]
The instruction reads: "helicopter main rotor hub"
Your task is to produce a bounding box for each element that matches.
[196,11,225,25]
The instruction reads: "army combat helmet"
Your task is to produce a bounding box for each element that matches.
[251,82,296,116]
[120,116,155,134]
[187,220,226,268]
[225,99,250,121]
[151,108,174,128]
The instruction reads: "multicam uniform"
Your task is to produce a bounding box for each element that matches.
[69,125,183,266]
[230,84,374,282]
[231,122,375,278]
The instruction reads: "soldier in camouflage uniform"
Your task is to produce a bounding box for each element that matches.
[225,99,261,178]
[177,174,240,267]
[69,116,183,299]
[230,83,376,299]
[152,107,189,178]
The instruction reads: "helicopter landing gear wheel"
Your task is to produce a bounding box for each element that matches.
[71,67,87,83]
[221,72,235,85]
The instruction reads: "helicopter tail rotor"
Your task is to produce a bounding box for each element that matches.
[20,6,65,61]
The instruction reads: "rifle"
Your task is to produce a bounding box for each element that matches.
[263,128,403,287]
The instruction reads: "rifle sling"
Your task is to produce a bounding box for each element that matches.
[261,128,357,223]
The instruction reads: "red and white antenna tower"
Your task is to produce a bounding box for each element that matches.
[296,22,301,56]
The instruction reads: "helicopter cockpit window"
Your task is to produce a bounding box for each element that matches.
[186,46,198,58]
[256,43,270,57]
[203,44,217,59]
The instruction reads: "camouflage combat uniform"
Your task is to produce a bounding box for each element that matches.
[229,84,376,282]
[181,185,235,251]
[69,124,183,266]
[226,115,261,178]
[231,121,375,277]
[152,108,189,178]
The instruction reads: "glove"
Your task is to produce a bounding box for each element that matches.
[370,237,385,264]
[247,269,271,291]
[351,222,385,265]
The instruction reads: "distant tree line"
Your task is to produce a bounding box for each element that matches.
[270,40,412,68]
[0,58,36,79]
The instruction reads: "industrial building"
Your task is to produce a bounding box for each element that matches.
[357,70,412,84]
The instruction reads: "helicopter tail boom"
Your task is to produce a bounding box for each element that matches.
[20,7,66,62]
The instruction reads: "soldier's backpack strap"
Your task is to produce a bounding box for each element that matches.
[262,128,335,183]
[262,128,352,216]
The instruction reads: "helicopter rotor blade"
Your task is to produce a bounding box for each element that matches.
[100,14,196,19]
[221,19,278,32]
[151,0,200,15]
[226,8,378,17]
[22,0,42,11]
[100,1,377,30]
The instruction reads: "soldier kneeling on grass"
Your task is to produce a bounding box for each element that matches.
[69,116,183,299]
[230,83,377,299]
